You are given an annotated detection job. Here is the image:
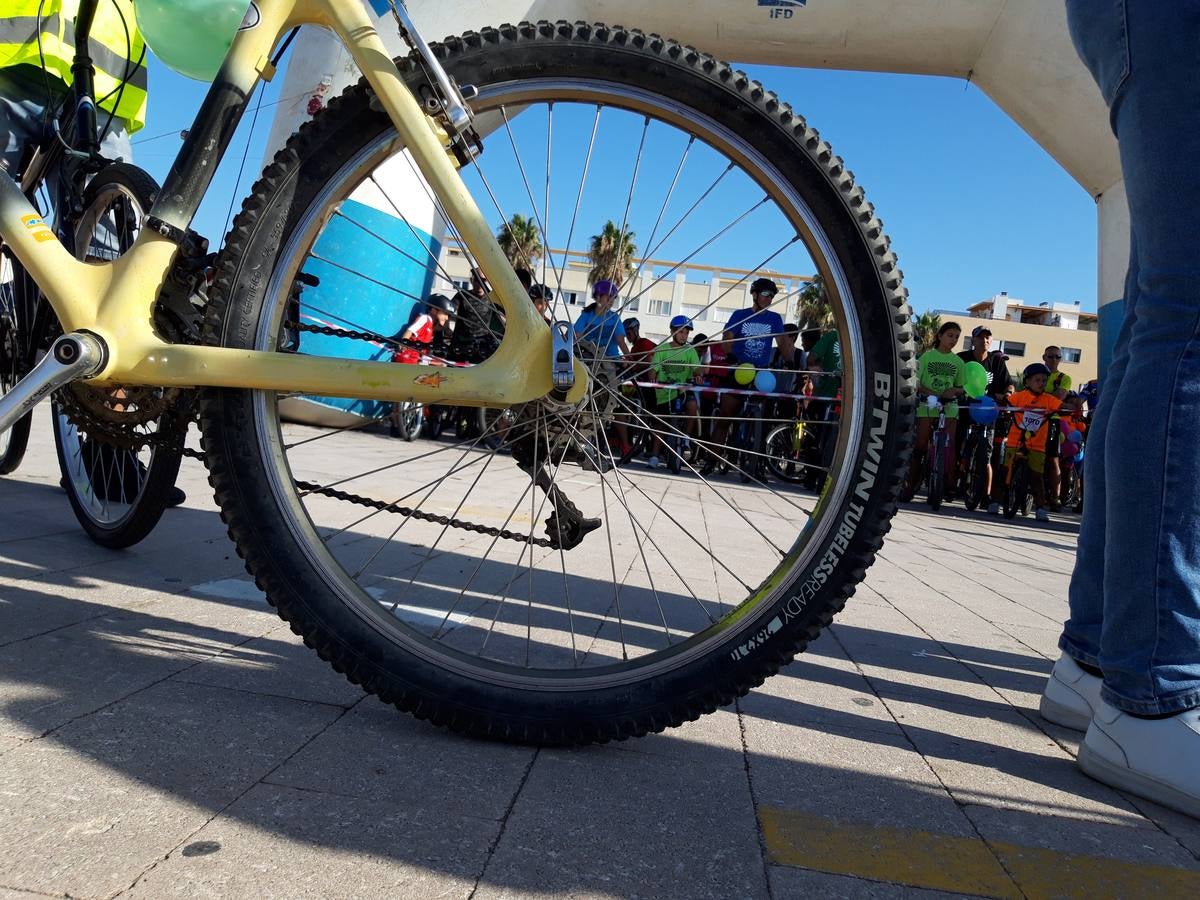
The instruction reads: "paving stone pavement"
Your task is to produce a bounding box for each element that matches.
[2,410,1199,899]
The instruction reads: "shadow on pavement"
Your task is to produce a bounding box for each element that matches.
[0,491,1183,898]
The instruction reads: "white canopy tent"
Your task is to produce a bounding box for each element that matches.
[266,0,1124,370]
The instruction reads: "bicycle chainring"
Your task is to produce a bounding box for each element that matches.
[55,292,201,450]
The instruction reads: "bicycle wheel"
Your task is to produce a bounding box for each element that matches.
[202,22,915,744]
[393,400,423,441]
[962,432,988,511]
[764,423,807,483]
[1003,461,1028,520]
[0,250,38,475]
[926,431,946,511]
[0,306,31,475]
[51,163,186,549]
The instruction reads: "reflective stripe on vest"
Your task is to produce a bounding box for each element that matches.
[0,2,147,132]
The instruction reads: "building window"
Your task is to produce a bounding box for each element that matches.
[561,291,579,306]
[1060,347,1082,364]
[710,307,731,324]
[452,279,470,292]
[681,303,707,322]
[1001,340,1025,358]
[648,298,672,317]
[622,295,640,313]
[962,336,973,351]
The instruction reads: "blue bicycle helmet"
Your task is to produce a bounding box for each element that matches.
[623,317,641,333]
[669,314,693,330]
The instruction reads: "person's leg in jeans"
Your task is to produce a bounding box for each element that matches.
[1063,0,1200,714]
[1052,0,1200,817]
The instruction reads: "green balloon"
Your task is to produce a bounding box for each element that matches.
[136,1,251,82]
[964,360,989,399]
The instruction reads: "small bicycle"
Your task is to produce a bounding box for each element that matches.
[957,414,993,512]
[923,397,953,511]
[1002,428,1037,520]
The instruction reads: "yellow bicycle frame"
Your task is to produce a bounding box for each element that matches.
[0,0,586,407]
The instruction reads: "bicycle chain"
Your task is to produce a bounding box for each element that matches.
[62,317,561,547]
[294,480,553,548]
[288,320,404,348]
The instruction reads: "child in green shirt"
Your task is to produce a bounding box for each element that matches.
[647,316,704,468]
[903,321,966,501]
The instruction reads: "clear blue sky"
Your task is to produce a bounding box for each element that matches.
[132,46,1098,316]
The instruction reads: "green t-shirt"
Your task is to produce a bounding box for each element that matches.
[810,331,841,398]
[653,341,701,405]
[918,348,966,396]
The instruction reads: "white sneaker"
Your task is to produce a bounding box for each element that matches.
[646,455,660,469]
[1036,507,1050,522]
[987,501,1000,515]
[1079,699,1200,819]
[1040,653,1103,731]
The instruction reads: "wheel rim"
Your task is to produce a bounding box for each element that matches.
[248,77,875,688]
[53,405,160,526]
[54,175,165,525]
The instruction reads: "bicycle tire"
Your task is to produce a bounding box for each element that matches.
[926,431,946,511]
[51,163,186,549]
[1003,461,1028,520]
[201,21,915,745]
[394,400,423,441]
[764,424,807,483]
[962,431,988,511]
[0,310,32,475]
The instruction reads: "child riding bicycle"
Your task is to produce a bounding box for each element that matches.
[390,293,455,437]
[993,362,1063,522]
[903,321,965,502]
[646,315,703,469]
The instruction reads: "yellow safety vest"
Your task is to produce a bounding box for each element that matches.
[0,0,147,132]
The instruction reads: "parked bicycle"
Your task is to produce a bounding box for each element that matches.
[0,26,197,547]
[0,0,914,744]
[957,406,996,512]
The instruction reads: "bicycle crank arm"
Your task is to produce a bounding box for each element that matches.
[0,333,107,435]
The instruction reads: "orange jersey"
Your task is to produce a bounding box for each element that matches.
[1005,390,1062,452]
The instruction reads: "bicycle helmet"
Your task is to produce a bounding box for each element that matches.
[749,277,778,296]
[425,293,458,315]
[669,315,693,331]
[1023,362,1051,380]
[528,283,555,301]
[623,317,641,333]
[592,279,619,298]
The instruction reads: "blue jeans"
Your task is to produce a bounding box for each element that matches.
[1061,0,1200,715]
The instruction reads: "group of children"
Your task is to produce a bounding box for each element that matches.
[908,320,1088,521]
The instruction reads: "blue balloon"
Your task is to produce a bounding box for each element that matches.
[969,395,999,425]
[1069,430,1083,443]
[754,370,777,393]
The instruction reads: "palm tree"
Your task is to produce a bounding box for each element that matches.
[587,220,637,287]
[914,310,942,352]
[495,213,542,272]
[796,275,834,330]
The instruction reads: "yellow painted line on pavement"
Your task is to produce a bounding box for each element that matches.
[760,806,1020,898]
[760,805,1200,899]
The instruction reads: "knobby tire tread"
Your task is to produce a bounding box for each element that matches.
[200,20,917,745]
